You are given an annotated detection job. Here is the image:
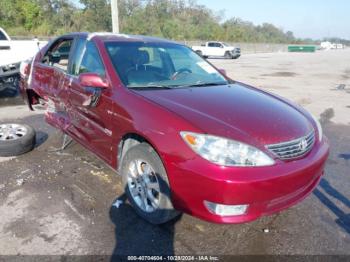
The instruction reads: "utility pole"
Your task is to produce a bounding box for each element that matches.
[111,0,119,33]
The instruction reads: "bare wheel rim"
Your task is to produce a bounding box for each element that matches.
[0,124,28,141]
[127,159,161,213]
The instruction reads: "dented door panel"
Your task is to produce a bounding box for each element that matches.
[66,75,113,162]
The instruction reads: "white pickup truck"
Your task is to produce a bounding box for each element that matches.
[192,41,241,59]
[0,27,47,91]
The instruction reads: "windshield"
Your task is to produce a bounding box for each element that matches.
[105,42,228,89]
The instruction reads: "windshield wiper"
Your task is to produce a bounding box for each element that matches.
[128,85,173,90]
[178,82,228,88]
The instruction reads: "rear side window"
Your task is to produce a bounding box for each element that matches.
[70,40,105,76]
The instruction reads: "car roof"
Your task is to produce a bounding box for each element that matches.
[61,32,181,45]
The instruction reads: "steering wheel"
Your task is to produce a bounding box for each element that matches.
[171,68,192,80]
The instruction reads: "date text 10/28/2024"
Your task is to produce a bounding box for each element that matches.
[127,256,219,261]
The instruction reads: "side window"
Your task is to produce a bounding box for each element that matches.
[208,42,215,47]
[0,30,8,40]
[42,38,73,72]
[78,41,105,76]
[69,38,87,75]
[77,41,105,76]
[69,40,105,76]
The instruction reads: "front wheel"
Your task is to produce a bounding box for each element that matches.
[121,143,180,224]
[224,51,233,59]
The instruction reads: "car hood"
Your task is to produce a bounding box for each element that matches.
[137,83,313,146]
[0,41,47,66]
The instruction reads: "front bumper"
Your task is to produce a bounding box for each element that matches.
[167,137,329,224]
[0,62,20,78]
[231,48,241,58]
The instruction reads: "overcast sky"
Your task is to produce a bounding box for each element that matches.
[198,0,350,40]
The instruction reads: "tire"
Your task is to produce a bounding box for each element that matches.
[224,51,233,59]
[195,50,203,57]
[0,123,36,157]
[121,143,180,224]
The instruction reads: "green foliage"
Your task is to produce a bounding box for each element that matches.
[0,0,334,44]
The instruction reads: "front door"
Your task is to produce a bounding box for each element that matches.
[32,38,74,130]
[66,38,113,163]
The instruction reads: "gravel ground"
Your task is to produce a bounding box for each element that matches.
[0,49,349,259]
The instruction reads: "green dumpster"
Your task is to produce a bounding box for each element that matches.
[288,45,316,52]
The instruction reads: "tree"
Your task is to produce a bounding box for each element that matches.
[0,0,308,44]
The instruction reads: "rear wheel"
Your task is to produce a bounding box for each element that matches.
[0,123,36,157]
[121,143,180,224]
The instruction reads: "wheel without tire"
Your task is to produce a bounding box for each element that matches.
[0,123,36,157]
[121,143,180,224]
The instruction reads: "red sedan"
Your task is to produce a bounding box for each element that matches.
[20,33,329,224]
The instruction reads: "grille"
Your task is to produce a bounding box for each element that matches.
[266,131,315,160]
[0,62,20,77]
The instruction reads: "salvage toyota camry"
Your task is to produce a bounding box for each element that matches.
[20,33,329,224]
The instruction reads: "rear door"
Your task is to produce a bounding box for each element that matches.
[65,38,113,162]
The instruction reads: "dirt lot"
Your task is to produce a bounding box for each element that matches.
[0,49,349,258]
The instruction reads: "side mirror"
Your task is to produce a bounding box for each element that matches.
[78,72,109,89]
[218,68,227,76]
[78,73,109,107]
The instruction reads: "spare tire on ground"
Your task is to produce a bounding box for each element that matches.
[0,123,36,157]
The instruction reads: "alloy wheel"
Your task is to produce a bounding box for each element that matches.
[0,124,28,141]
[127,159,161,213]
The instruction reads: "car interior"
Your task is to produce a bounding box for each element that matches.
[42,39,73,72]
[108,47,170,86]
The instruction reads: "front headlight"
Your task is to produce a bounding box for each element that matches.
[311,114,323,142]
[180,132,275,167]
